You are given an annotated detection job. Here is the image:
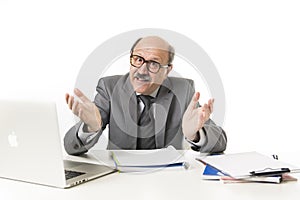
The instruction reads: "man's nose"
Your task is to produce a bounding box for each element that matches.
[138,63,149,74]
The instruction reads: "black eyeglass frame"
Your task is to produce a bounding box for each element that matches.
[130,54,171,74]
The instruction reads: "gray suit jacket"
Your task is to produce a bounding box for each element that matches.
[64,73,227,155]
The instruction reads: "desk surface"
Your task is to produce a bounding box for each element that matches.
[1,151,300,200]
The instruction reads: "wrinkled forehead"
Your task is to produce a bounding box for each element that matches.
[134,36,170,52]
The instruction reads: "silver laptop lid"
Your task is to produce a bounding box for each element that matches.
[0,100,66,188]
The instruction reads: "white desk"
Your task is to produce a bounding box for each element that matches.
[1,151,300,200]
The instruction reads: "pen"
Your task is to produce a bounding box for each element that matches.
[250,168,290,176]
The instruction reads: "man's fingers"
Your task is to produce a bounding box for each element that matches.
[208,98,214,113]
[197,110,205,130]
[67,94,74,110]
[194,92,200,102]
[202,103,209,112]
[74,88,91,103]
[201,103,211,121]
[188,92,200,110]
[65,93,70,104]
[72,100,80,116]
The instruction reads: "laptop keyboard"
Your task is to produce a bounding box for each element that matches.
[65,170,86,180]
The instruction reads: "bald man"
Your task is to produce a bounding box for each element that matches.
[64,36,227,155]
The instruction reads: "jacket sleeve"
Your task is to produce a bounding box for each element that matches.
[183,80,227,153]
[63,78,111,155]
[64,122,103,156]
[199,119,227,153]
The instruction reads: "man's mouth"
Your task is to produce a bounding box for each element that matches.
[133,72,151,82]
[135,77,150,82]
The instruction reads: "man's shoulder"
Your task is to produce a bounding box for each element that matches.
[100,74,127,81]
[165,76,195,104]
[167,76,194,89]
[168,76,194,84]
[98,74,129,85]
[96,74,130,94]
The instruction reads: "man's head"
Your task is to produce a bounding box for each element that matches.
[129,36,175,95]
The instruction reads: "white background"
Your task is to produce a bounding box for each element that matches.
[1,0,300,154]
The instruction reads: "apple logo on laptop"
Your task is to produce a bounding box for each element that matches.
[8,131,18,147]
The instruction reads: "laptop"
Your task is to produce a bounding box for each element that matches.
[0,100,117,188]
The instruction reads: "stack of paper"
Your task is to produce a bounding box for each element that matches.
[111,146,189,172]
[220,173,297,184]
[197,152,299,184]
[201,164,297,183]
[201,164,226,180]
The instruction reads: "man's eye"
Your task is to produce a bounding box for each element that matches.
[149,62,159,68]
[134,56,143,63]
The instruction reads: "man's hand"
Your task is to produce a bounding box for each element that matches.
[65,88,102,132]
[182,92,214,141]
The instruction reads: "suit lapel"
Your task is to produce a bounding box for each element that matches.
[121,75,138,149]
[119,75,174,149]
[154,78,173,148]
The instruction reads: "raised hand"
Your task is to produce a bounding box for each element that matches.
[65,88,102,132]
[182,92,214,141]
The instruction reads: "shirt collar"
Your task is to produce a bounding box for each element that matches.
[136,86,160,98]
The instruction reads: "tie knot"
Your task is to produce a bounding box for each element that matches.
[138,95,154,109]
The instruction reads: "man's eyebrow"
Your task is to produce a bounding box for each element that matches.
[149,57,161,62]
[134,53,162,62]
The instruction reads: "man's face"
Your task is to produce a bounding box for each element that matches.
[129,40,172,95]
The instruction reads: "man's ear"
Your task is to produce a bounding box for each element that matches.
[166,64,173,74]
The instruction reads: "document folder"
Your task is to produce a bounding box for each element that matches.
[110,146,189,172]
[197,151,299,179]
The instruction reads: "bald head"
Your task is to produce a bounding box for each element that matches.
[129,36,174,95]
[130,36,175,64]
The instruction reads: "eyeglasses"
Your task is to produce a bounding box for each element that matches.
[130,55,171,74]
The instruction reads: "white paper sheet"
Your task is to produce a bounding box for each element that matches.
[197,151,299,178]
